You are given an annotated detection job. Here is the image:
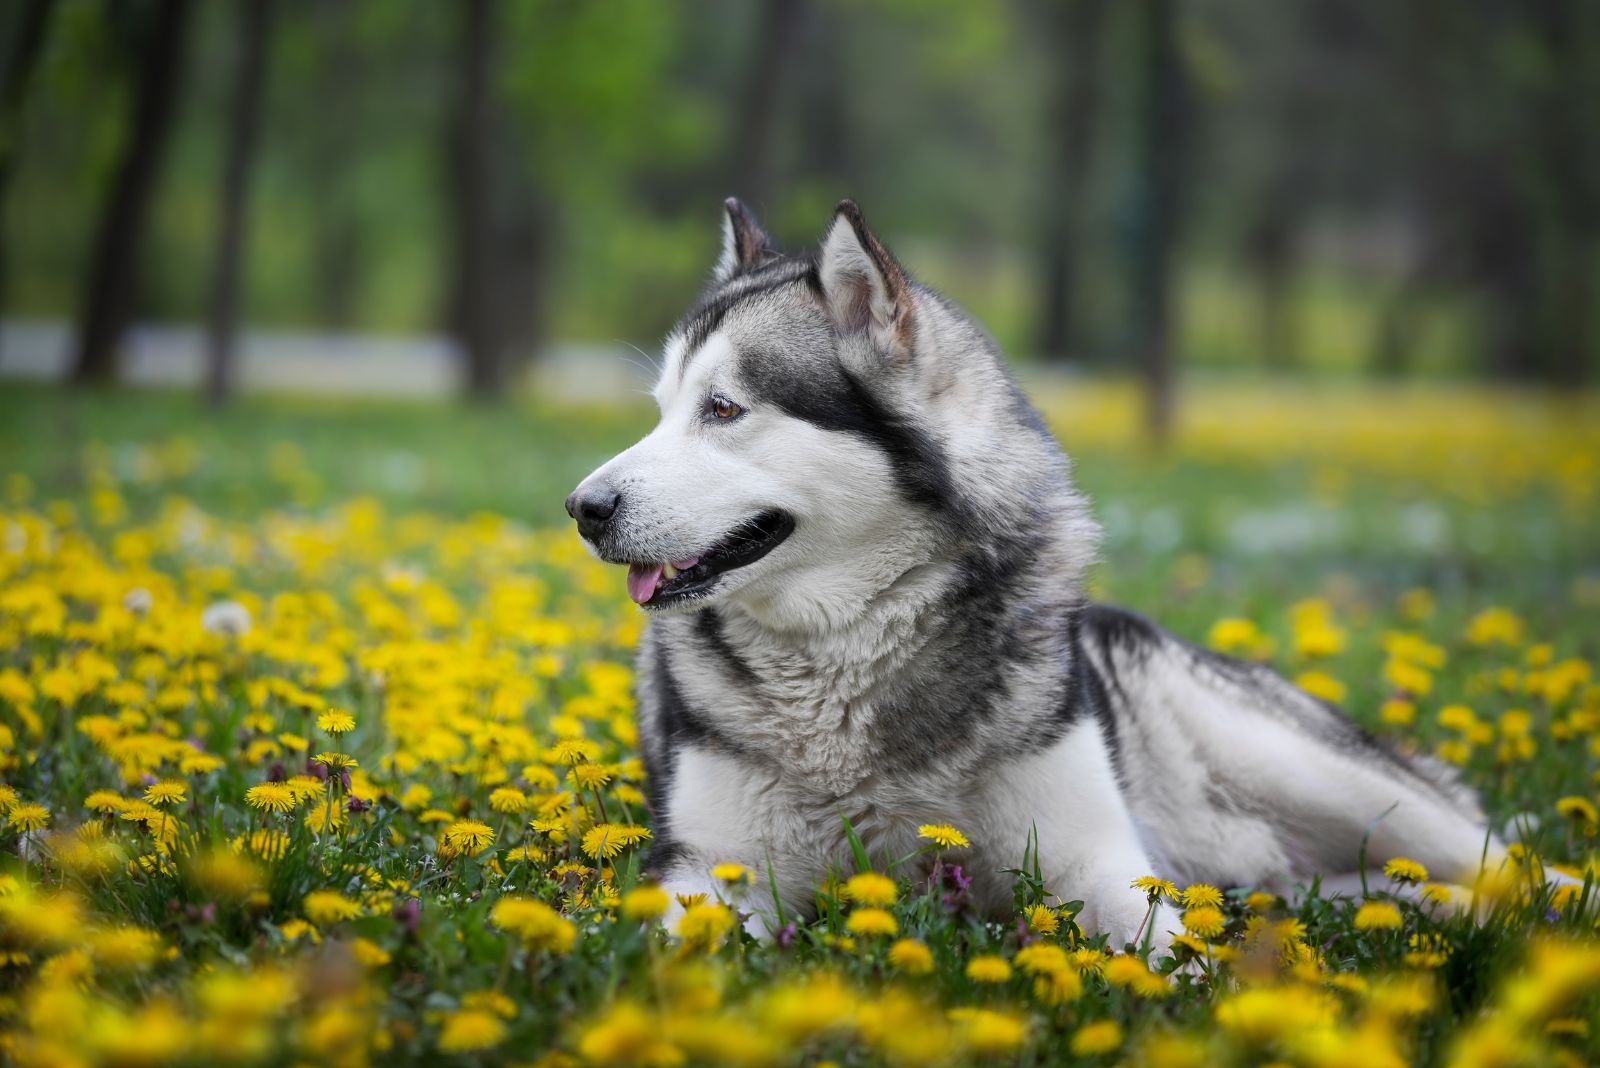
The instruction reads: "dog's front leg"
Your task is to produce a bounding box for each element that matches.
[649,747,812,939]
[971,720,1177,954]
[649,849,804,940]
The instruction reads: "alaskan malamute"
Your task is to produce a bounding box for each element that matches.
[565,198,1499,946]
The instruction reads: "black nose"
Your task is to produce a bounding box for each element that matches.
[565,485,621,540]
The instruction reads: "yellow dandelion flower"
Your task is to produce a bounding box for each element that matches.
[965,954,1012,983]
[1354,901,1404,930]
[245,783,297,813]
[951,1007,1028,1054]
[284,775,325,801]
[303,890,361,925]
[917,823,970,849]
[1384,857,1429,884]
[1015,943,1070,976]
[316,710,355,734]
[548,738,599,765]
[1182,904,1226,939]
[845,907,898,938]
[578,1002,680,1067]
[1071,948,1107,973]
[1438,704,1478,732]
[351,937,391,968]
[83,791,127,813]
[488,786,528,814]
[1381,699,1417,726]
[1103,955,1167,997]
[1133,875,1180,901]
[888,938,934,974]
[570,763,615,789]
[582,824,631,860]
[1555,796,1598,827]
[87,926,165,970]
[1245,891,1277,912]
[1295,670,1347,704]
[844,872,897,907]
[711,862,754,884]
[490,896,576,953]
[505,844,547,864]
[442,820,495,857]
[676,902,735,951]
[1181,883,1224,908]
[1070,1019,1123,1056]
[1419,883,1452,906]
[437,1009,506,1054]
[620,885,670,921]
[6,803,49,832]
[142,781,185,806]
[1025,904,1060,935]
[233,828,290,860]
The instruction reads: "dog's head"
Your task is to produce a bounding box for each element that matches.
[567,199,1089,629]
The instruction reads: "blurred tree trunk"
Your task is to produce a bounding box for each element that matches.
[1244,177,1300,373]
[1127,0,1186,445]
[311,0,363,331]
[1371,0,1450,378]
[451,0,499,400]
[795,2,850,190]
[726,0,805,207]
[0,0,56,356]
[206,0,273,409]
[1034,0,1105,363]
[71,0,194,385]
[1533,0,1595,387]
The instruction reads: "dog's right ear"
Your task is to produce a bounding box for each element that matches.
[714,197,778,284]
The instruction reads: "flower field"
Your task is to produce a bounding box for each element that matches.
[0,381,1597,1067]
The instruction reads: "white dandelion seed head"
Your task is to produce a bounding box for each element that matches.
[201,599,252,637]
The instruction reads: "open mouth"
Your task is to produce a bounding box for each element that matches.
[624,510,794,607]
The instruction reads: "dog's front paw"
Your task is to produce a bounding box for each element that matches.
[1074,883,1174,956]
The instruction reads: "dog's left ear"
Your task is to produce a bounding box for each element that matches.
[715,197,779,283]
[819,199,914,362]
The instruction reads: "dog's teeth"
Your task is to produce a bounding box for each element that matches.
[662,563,678,580]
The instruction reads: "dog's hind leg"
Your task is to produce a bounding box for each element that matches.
[1077,604,1502,893]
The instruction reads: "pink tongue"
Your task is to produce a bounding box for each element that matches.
[626,563,663,604]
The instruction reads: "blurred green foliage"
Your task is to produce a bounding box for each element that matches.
[2,0,1596,380]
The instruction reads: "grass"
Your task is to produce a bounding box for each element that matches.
[0,379,1596,1066]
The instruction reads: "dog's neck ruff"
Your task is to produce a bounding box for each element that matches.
[654,509,1093,794]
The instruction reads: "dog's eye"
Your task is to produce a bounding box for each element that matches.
[709,395,743,420]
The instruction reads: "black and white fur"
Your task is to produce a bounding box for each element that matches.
[566,199,1499,947]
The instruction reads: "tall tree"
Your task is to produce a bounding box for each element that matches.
[0,0,56,351]
[71,0,195,384]
[1243,174,1301,372]
[308,0,365,331]
[1033,0,1106,362]
[725,0,805,208]
[1530,0,1595,387]
[1126,0,1187,443]
[206,0,274,408]
[451,0,499,399]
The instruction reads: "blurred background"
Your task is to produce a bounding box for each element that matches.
[2,0,1597,400]
[0,0,1595,628]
